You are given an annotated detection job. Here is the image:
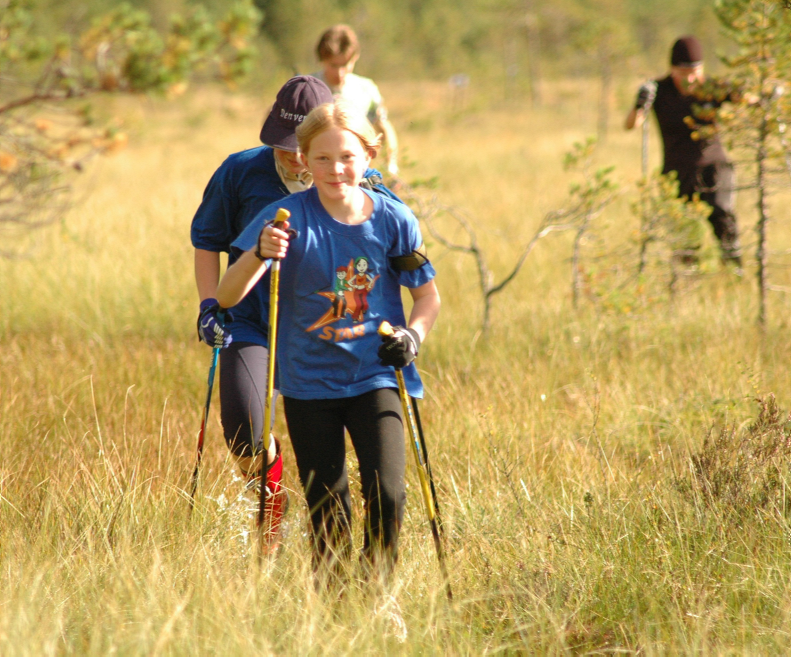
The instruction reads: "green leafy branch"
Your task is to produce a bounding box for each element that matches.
[0,0,261,257]
[634,171,713,292]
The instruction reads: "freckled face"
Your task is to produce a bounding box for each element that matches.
[301,127,371,202]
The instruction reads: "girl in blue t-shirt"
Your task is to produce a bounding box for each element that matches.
[217,100,440,582]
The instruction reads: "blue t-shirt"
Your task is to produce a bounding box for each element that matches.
[232,187,436,400]
[191,146,287,346]
[191,146,384,347]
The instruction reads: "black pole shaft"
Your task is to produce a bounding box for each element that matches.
[188,345,220,513]
[411,396,444,535]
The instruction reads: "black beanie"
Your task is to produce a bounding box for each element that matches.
[671,36,703,67]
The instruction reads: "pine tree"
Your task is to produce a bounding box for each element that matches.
[701,0,791,324]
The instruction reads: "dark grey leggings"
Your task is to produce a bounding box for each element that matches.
[675,161,741,262]
[219,341,276,458]
[283,388,406,575]
[697,162,741,262]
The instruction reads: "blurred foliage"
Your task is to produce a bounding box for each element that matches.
[3,0,735,83]
[683,0,791,324]
[708,0,791,156]
[634,171,712,270]
[0,0,261,256]
[560,137,619,307]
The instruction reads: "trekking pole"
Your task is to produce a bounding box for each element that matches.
[411,396,444,535]
[640,80,657,178]
[188,313,224,514]
[638,81,657,272]
[378,321,453,602]
[641,108,649,178]
[257,208,291,558]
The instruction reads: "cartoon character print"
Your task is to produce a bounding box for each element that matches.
[306,256,380,336]
[349,257,374,322]
[332,266,350,318]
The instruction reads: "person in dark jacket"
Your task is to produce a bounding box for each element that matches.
[626,35,742,266]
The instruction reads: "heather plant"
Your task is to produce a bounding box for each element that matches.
[683,393,791,517]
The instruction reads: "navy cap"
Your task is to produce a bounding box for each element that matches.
[260,76,333,151]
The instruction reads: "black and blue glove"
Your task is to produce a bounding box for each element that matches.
[378,326,420,369]
[197,298,233,348]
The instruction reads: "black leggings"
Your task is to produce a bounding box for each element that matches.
[283,388,406,575]
[219,342,276,458]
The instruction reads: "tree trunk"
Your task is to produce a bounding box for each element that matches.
[756,108,769,326]
[572,222,587,308]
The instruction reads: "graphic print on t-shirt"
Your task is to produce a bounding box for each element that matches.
[306,256,380,334]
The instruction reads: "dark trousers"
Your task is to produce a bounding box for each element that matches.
[283,389,406,577]
[674,161,742,263]
[219,342,272,458]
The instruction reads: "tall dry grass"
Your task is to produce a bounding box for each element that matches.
[3,79,791,653]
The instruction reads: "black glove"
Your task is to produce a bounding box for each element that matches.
[635,81,657,110]
[197,299,234,348]
[378,326,420,369]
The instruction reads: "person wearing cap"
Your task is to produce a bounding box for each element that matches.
[190,75,337,546]
[312,24,400,178]
[625,35,742,266]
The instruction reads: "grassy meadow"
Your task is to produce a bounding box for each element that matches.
[3,78,791,653]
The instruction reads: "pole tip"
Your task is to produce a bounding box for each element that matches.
[378,321,394,337]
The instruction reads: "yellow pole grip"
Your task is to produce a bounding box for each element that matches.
[272,207,290,229]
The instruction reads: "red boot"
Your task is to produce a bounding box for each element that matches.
[244,438,289,553]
